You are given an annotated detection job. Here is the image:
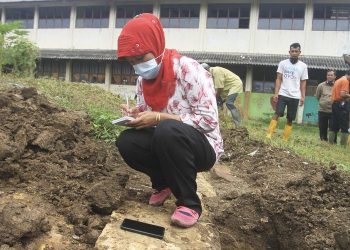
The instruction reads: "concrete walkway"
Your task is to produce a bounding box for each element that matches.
[95,173,220,250]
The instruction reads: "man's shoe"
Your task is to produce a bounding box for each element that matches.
[171,206,199,228]
[149,188,171,206]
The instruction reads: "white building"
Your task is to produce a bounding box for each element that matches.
[1,0,349,121]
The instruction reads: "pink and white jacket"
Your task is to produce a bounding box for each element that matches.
[136,56,224,161]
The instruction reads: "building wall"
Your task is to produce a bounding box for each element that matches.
[1,0,349,56]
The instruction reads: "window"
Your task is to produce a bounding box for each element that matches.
[112,61,137,85]
[36,59,66,80]
[258,4,305,30]
[252,67,276,93]
[207,4,250,29]
[160,5,200,28]
[76,6,109,28]
[39,7,70,28]
[72,61,105,83]
[313,4,350,31]
[6,8,34,29]
[116,5,153,28]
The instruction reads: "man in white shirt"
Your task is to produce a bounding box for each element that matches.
[266,43,308,141]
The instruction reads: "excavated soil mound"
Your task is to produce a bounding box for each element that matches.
[0,87,129,249]
[1,86,349,249]
[206,127,350,250]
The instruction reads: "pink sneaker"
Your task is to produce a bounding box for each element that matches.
[170,206,199,228]
[149,188,171,206]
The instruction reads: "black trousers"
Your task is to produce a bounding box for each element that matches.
[331,102,349,133]
[116,120,216,215]
[318,111,333,141]
[275,95,299,122]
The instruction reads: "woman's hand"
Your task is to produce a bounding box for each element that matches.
[128,111,159,129]
[120,104,140,118]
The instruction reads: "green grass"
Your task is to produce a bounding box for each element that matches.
[0,75,129,141]
[220,110,350,172]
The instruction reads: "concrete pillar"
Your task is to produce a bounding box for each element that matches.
[109,4,116,50]
[33,6,39,29]
[243,66,253,120]
[153,1,160,17]
[199,1,207,51]
[245,66,253,92]
[33,6,39,42]
[296,105,304,124]
[1,8,5,23]
[65,60,72,82]
[70,5,76,48]
[248,0,259,53]
[105,61,112,91]
[303,0,313,54]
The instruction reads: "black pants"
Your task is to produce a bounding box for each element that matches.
[275,95,299,122]
[331,102,349,133]
[318,111,333,141]
[116,120,216,215]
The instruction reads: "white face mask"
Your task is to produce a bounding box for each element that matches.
[133,51,164,80]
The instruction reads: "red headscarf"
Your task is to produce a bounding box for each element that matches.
[117,13,181,111]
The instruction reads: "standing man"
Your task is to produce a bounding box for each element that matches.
[201,64,243,127]
[329,70,350,147]
[266,43,308,141]
[315,69,336,141]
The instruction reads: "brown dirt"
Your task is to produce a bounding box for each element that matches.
[0,87,349,249]
[205,127,350,250]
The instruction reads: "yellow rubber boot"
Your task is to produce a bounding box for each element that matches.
[282,124,293,141]
[266,119,278,139]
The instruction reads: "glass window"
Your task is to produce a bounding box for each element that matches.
[116,5,153,28]
[160,4,199,28]
[112,61,137,85]
[72,60,105,83]
[313,4,350,31]
[207,4,250,29]
[39,7,70,28]
[6,8,34,29]
[252,67,276,93]
[258,4,305,30]
[36,59,66,80]
[76,6,109,28]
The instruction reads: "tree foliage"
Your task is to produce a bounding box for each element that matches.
[0,22,39,76]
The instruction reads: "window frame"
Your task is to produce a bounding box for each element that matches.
[258,4,305,30]
[207,4,251,29]
[72,60,106,83]
[37,59,66,80]
[112,61,137,85]
[5,7,35,29]
[252,66,276,94]
[76,5,110,28]
[116,5,153,28]
[38,6,71,29]
[312,4,350,31]
[160,4,200,28]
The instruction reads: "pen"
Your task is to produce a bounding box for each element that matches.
[125,94,129,116]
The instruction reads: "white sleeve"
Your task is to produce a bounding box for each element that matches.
[301,65,308,80]
[277,61,283,74]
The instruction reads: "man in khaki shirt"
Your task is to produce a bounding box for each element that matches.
[202,63,243,127]
[315,69,336,141]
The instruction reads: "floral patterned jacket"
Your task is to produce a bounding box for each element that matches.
[136,56,224,161]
